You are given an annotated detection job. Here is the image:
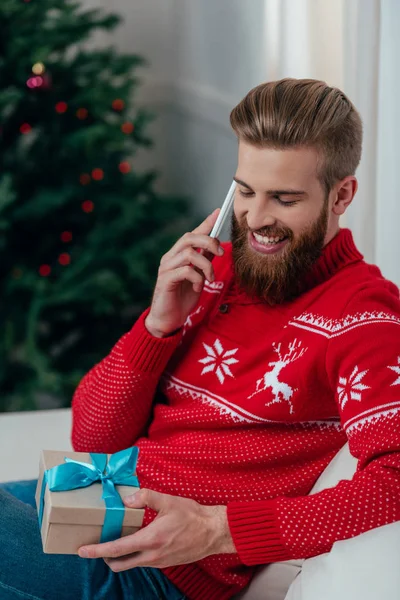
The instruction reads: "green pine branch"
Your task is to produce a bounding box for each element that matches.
[0,0,191,411]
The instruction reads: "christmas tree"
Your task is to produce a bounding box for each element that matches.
[0,0,189,412]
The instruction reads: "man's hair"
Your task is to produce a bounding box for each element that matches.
[230,78,363,194]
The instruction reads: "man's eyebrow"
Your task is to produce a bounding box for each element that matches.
[233,177,307,196]
[234,177,253,190]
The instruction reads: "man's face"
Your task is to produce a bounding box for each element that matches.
[231,142,337,304]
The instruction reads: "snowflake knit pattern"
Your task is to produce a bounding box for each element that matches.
[72,229,400,600]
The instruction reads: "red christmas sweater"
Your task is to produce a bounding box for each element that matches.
[72,229,400,600]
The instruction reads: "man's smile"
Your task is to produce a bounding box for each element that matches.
[248,231,289,255]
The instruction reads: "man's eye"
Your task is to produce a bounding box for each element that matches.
[273,195,298,207]
[239,190,298,205]
[238,189,254,197]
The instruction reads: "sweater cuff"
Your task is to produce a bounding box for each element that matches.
[227,499,293,566]
[122,308,182,373]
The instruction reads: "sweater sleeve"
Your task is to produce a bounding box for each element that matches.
[227,280,400,565]
[71,308,182,453]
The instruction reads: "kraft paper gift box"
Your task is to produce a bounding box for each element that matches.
[35,447,144,555]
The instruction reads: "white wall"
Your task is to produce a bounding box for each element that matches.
[375,0,400,281]
[263,0,343,87]
[83,0,267,238]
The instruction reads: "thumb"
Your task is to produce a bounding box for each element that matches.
[123,488,165,512]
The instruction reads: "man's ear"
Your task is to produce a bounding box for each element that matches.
[332,176,358,216]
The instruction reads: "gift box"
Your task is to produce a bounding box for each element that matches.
[35,447,144,554]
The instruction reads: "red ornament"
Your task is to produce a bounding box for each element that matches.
[91,168,104,181]
[82,200,94,213]
[118,161,131,174]
[58,253,71,266]
[61,231,73,243]
[121,122,134,135]
[40,73,52,90]
[112,99,125,111]
[20,123,32,134]
[39,265,51,277]
[79,173,91,185]
[55,101,68,114]
[76,108,88,120]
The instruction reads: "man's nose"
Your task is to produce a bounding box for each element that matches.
[245,196,277,231]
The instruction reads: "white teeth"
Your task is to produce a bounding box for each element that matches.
[253,232,286,245]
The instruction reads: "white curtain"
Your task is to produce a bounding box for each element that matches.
[344,0,400,284]
[263,0,400,285]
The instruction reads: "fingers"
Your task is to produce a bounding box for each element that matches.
[160,247,216,284]
[167,265,205,294]
[123,488,165,512]
[79,527,152,560]
[104,552,148,572]
[166,232,224,263]
[151,209,225,299]
[104,548,168,572]
[162,209,223,262]
[192,208,220,235]
[79,536,136,560]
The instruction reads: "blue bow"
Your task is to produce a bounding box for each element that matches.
[38,446,140,543]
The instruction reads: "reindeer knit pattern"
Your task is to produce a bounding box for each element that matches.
[72,229,400,600]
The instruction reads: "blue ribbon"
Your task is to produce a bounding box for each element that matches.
[38,446,140,543]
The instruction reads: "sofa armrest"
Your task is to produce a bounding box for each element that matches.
[0,408,72,482]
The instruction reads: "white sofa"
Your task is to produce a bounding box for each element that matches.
[1,409,399,600]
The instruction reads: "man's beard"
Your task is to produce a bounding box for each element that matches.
[231,201,329,305]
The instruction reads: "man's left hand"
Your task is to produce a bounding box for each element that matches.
[78,489,236,571]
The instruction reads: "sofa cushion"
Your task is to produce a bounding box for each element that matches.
[238,443,356,600]
[296,520,400,600]
[234,560,303,600]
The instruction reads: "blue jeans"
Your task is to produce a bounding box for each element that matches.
[0,480,186,600]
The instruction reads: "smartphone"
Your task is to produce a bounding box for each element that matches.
[209,181,236,238]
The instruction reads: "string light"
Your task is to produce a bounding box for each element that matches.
[39,265,51,277]
[112,99,125,111]
[91,168,104,181]
[32,62,45,75]
[76,108,88,120]
[27,76,43,89]
[121,122,134,134]
[118,161,131,174]
[79,173,91,185]
[60,231,72,243]
[20,123,32,134]
[82,200,94,213]
[55,101,68,114]
[58,253,71,266]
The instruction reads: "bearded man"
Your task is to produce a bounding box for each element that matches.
[2,78,400,600]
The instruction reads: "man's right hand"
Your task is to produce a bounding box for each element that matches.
[145,209,224,338]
